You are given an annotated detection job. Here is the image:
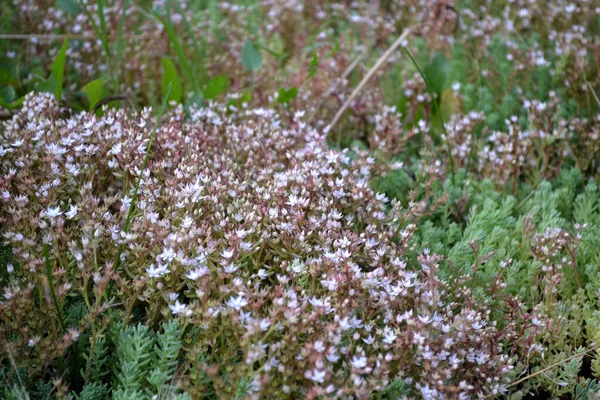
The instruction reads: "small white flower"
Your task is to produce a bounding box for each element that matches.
[226,294,248,310]
[169,300,192,316]
[45,206,63,218]
[65,204,78,219]
[351,355,367,369]
[382,330,397,344]
[305,368,326,383]
[146,263,169,278]
[186,266,209,281]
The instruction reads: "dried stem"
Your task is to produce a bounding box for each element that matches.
[325,27,413,133]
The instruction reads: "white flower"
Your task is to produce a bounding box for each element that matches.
[146,263,169,278]
[305,368,326,383]
[223,263,238,274]
[186,266,209,280]
[351,355,367,369]
[226,294,248,310]
[159,247,177,263]
[45,206,63,218]
[382,330,397,344]
[65,204,78,219]
[169,300,192,316]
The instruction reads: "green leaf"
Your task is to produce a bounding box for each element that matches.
[153,6,197,92]
[185,92,205,113]
[308,52,319,79]
[204,75,228,100]
[161,57,182,103]
[241,40,262,71]
[424,52,450,97]
[277,87,298,104]
[51,37,69,100]
[0,86,15,106]
[327,39,340,57]
[0,68,12,85]
[56,0,81,14]
[35,74,58,96]
[84,79,104,111]
[37,37,69,100]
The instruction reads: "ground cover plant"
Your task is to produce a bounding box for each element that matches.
[1,0,600,399]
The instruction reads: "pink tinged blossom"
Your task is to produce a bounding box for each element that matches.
[351,355,367,369]
[45,206,63,218]
[169,300,192,316]
[382,330,397,344]
[226,294,248,310]
[185,266,209,281]
[65,204,78,219]
[146,263,169,278]
[305,368,326,383]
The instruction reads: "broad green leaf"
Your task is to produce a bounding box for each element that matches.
[56,0,81,14]
[0,68,12,85]
[185,92,205,112]
[161,57,182,103]
[0,86,15,105]
[241,40,262,71]
[153,8,196,92]
[440,88,459,120]
[38,37,69,100]
[204,76,228,99]
[36,74,58,97]
[424,52,450,97]
[277,87,298,104]
[84,79,104,111]
[52,37,69,100]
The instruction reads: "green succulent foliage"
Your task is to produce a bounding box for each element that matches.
[114,324,155,395]
[67,382,109,400]
[575,379,600,400]
[147,320,184,396]
[376,167,600,396]
[109,321,188,400]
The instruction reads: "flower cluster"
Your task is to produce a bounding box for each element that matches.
[0,93,531,398]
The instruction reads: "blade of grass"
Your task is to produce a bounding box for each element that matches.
[402,47,456,182]
[97,0,111,69]
[79,0,114,87]
[113,0,131,92]
[172,0,205,83]
[44,243,65,331]
[51,37,69,100]
[106,83,172,299]
[148,1,197,93]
